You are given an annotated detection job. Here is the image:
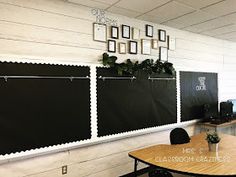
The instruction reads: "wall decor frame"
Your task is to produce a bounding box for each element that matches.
[158,29,166,42]
[129,41,138,54]
[167,36,176,51]
[108,40,116,53]
[119,42,126,54]
[111,26,119,39]
[146,24,153,37]
[141,39,151,55]
[152,39,158,49]
[132,27,140,40]
[121,25,130,39]
[159,46,168,61]
[93,23,107,42]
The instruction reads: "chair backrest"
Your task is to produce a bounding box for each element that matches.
[148,169,173,177]
[170,128,190,145]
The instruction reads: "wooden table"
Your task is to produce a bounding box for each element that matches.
[129,133,236,176]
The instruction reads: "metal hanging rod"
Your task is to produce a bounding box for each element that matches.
[0,75,90,82]
[148,76,176,81]
[98,76,136,81]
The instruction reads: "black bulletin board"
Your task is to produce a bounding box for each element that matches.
[180,71,218,121]
[97,68,177,137]
[0,62,91,155]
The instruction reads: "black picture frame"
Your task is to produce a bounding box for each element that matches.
[129,41,138,54]
[121,25,130,39]
[158,29,166,42]
[108,40,116,53]
[146,24,153,37]
[111,26,119,39]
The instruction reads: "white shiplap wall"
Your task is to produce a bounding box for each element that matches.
[0,0,236,176]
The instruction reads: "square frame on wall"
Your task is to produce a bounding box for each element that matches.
[108,40,116,53]
[159,46,168,61]
[141,39,151,55]
[119,42,126,54]
[132,27,140,40]
[129,41,138,54]
[93,23,107,42]
[121,25,130,39]
[111,26,119,39]
[158,29,166,42]
[146,25,153,37]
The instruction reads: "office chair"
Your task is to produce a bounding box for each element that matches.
[170,128,190,145]
[148,168,173,177]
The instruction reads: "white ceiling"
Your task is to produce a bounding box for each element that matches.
[69,0,236,42]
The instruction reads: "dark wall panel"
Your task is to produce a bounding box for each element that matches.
[180,71,218,121]
[97,68,177,137]
[0,62,91,155]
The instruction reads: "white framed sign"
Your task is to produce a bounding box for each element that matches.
[119,42,126,54]
[108,40,116,53]
[159,47,168,61]
[141,39,151,55]
[93,23,107,42]
[132,27,140,40]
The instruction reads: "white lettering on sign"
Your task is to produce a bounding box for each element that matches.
[196,77,206,91]
[91,9,118,26]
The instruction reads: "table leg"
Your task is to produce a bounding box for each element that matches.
[134,159,138,177]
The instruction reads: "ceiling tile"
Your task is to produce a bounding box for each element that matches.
[217,31,236,40]
[202,0,236,17]
[201,24,236,36]
[137,14,162,23]
[68,0,110,9]
[144,1,195,23]
[114,0,170,13]
[92,0,119,5]
[162,10,216,29]
[174,0,223,9]
[107,6,141,18]
[184,17,232,33]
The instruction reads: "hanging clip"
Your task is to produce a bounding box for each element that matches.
[4,76,8,82]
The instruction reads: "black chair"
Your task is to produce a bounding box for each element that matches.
[170,128,190,145]
[148,168,173,177]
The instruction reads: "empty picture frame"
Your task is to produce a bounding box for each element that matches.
[111,26,119,39]
[146,25,153,37]
[152,39,158,49]
[93,23,107,42]
[132,27,140,40]
[159,47,168,61]
[167,36,176,50]
[129,41,138,54]
[119,42,126,54]
[158,29,166,42]
[108,40,116,53]
[141,39,151,55]
[122,25,130,39]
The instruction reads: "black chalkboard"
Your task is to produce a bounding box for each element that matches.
[0,62,91,155]
[180,71,218,121]
[97,68,177,137]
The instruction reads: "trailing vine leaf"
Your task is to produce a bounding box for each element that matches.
[163,62,176,76]
[100,53,175,77]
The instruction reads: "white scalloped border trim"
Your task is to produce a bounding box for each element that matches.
[0,56,199,164]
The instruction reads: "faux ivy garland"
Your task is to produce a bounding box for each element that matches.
[100,53,176,76]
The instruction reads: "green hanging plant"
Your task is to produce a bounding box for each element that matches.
[100,53,176,77]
